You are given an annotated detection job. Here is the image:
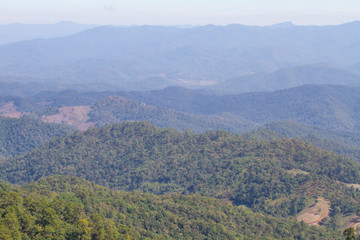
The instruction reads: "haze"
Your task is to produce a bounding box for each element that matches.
[1,0,360,26]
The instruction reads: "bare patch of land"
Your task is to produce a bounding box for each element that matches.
[343,214,360,230]
[268,197,287,206]
[346,183,360,189]
[287,169,309,176]
[0,101,25,118]
[297,197,330,226]
[41,106,95,130]
[336,181,360,189]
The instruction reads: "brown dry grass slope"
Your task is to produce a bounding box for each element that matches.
[0,101,25,118]
[297,197,330,226]
[41,106,95,130]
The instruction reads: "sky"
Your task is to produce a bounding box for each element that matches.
[0,0,360,26]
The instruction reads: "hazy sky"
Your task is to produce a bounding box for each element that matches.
[1,0,360,26]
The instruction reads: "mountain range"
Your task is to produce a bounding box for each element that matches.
[115,84,360,132]
[3,84,360,133]
[0,22,360,90]
[3,20,360,239]
[212,64,360,94]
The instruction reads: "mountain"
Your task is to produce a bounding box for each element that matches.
[0,22,96,45]
[115,86,226,115]
[116,85,360,132]
[212,64,360,94]
[89,95,255,133]
[208,84,360,132]
[0,22,360,90]
[0,175,340,239]
[3,122,360,231]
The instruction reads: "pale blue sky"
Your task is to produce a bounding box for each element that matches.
[0,0,359,26]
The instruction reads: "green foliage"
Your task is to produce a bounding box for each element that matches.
[89,95,254,133]
[3,122,360,223]
[0,181,135,240]
[27,175,344,239]
[244,120,360,162]
[343,227,356,240]
[0,116,71,159]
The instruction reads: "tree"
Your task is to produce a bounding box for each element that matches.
[90,214,105,240]
[343,227,356,240]
[76,219,91,240]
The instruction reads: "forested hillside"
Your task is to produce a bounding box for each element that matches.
[244,121,360,162]
[0,116,71,160]
[3,84,360,133]
[2,122,360,231]
[0,175,341,239]
[2,14,360,240]
[116,85,360,132]
[89,95,255,132]
[4,85,360,166]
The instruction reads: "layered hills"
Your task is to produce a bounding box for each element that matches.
[89,95,254,133]
[1,22,360,90]
[213,64,360,94]
[3,83,360,170]
[116,84,360,132]
[2,21,360,239]
[2,122,360,231]
[3,84,360,133]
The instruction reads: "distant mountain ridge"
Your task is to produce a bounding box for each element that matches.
[114,84,360,132]
[1,21,360,90]
[212,64,360,94]
[89,95,255,132]
[0,22,96,45]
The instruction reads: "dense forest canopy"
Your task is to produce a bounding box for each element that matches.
[2,121,360,233]
[0,116,71,160]
[0,175,343,239]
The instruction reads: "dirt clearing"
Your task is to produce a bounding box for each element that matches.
[0,101,25,118]
[287,169,309,176]
[42,106,95,130]
[297,197,330,226]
